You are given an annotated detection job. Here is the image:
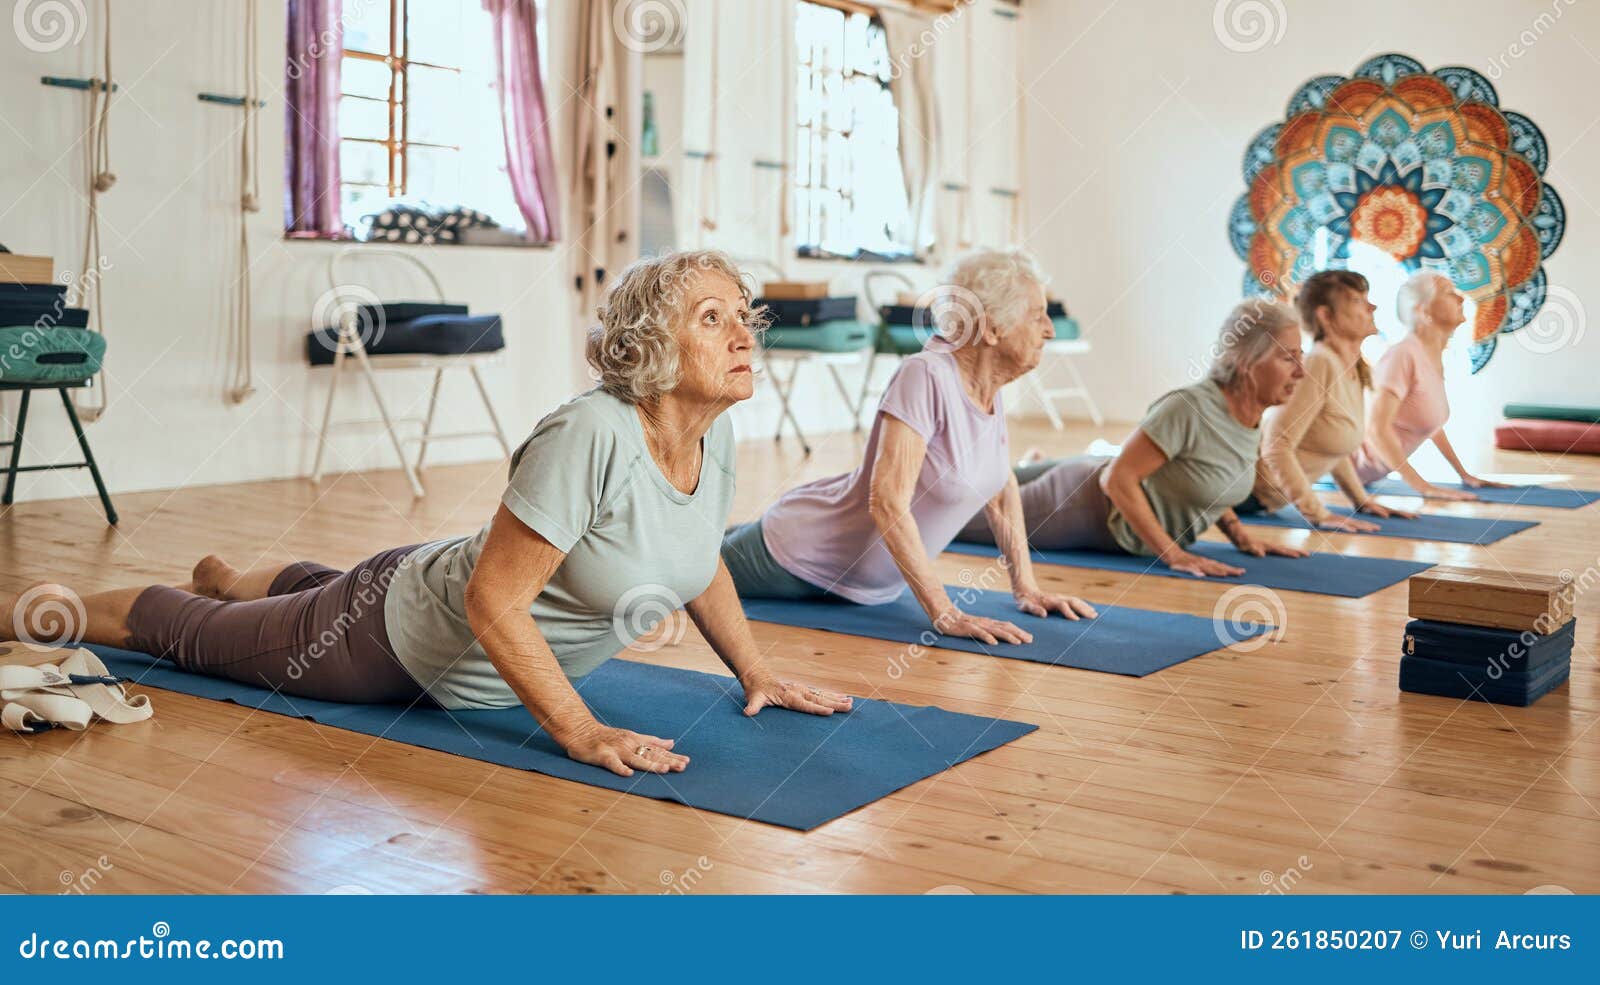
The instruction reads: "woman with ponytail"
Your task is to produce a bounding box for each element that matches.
[1237,270,1416,530]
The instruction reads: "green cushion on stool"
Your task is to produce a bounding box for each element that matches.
[1051,316,1080,340]
[0,326,107,383]
[762,319,873,353]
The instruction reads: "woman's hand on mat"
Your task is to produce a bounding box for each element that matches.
[1317,513,1381,533]
[562,720,689,777]
[1422,483,1478,501]
[1012,587,1098,621]
[1461,473,1513,489]
[741,672,854,717]
[1229,534,1311,560]
[932,608,1034,646]
[1162,550,1244,578]
[1356,500,1417,521]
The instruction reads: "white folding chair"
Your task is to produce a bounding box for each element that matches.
[309,246,513,498]
[1022,337,1105,429]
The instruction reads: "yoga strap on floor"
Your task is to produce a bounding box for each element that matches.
[0,647,154,734]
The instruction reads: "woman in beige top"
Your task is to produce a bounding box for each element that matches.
[1240,270,1414,532]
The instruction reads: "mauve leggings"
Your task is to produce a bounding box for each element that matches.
[124,545,432,705]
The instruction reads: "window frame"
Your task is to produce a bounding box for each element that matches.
[338,0,464,203]
[792,0,919,263]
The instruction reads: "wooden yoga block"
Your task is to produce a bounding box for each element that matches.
[759,280,830,300]
[1408,565,1575,633]
[0,253,54,285]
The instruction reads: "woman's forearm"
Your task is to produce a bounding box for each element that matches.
[1103,472,1184,560]
[466,592,594,743]
[1432,431,1469,476]
[870,497,954,619]
[986,476,1038,591]
[684,561,768,685]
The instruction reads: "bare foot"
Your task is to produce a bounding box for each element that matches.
[191,555,242,600]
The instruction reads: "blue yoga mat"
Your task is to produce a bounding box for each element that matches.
[1238,504,1537,545]
[1315,477,1600,509]
[739,587,1270,676]
[944,540,1432,598]
[85,645,1033,831]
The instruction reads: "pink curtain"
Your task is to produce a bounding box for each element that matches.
[485,0,561,242]
[284,0,344,235]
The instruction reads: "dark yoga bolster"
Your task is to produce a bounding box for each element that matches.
[85,645,1033,831]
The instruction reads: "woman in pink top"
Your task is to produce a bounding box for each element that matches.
[1354,271,1510,500]
[723,249,1096,646]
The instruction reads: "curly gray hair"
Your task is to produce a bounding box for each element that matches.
[586,250,766,403]
[936,248,1049,341]
[1208,298,1301,388]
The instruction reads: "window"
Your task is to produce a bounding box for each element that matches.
[337,0,526,234]
[793,1,914,260]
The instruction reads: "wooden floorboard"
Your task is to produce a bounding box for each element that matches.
[1,416,1595,894]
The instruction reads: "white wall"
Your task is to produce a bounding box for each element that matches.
[3,0,1035,503]
[1,0,587,503]
[1021,0,1600,474]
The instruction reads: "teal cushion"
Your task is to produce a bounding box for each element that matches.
[1052,316,1080,340]
[762,319,873,353]
[0,326,106,383]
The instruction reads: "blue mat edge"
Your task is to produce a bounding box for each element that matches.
[943,542,1433,599]
[1236,505,1538,545]
[82,645,1038,832]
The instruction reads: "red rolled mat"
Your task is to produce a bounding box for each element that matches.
[1495,418,1600,455]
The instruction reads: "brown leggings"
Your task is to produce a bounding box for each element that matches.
[124,545,432,705]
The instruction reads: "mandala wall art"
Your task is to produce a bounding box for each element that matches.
[1228,53,1566,373]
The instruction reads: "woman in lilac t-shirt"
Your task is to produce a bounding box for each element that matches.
[722,249,1097,647]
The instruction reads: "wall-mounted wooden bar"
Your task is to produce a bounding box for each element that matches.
[198,93,267,108]
[41,76,117,93]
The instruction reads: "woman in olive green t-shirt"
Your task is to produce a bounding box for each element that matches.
[959,298,1312,577]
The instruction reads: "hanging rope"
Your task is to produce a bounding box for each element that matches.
[696,10,720,239]
[226,0,261,405]
[74,0,116,423]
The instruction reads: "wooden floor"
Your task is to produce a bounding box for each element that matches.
[1,415,1596,895]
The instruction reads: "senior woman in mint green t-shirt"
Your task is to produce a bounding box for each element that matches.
[958,297,1312,578]
[9,251,852,781]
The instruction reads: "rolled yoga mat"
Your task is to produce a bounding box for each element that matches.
[1315,477,1600,509]
[739,587,1272,676]
[1237,504,1537,545]
[84,645,1033,832]
[1502,403,1600,425]
[944,540,1432,598]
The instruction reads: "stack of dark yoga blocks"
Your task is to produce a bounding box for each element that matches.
[1402,565,1577,706]
[0,253,106,383]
